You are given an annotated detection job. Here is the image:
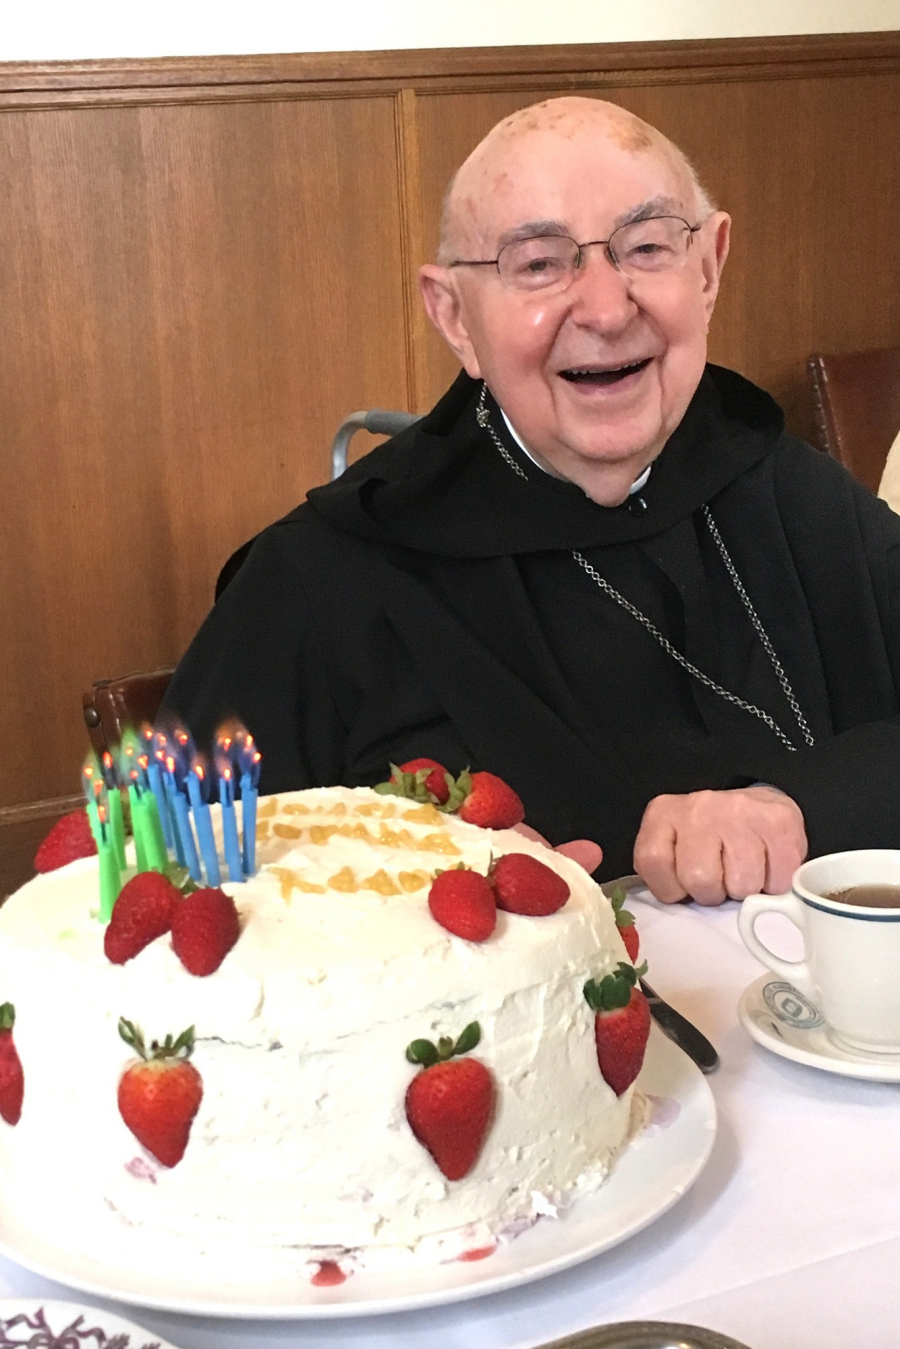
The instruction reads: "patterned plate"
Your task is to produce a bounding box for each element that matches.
[541,1322,751,1348]
[0,1300,182,1348]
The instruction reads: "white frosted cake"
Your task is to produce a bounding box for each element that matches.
[0,786,641,1285]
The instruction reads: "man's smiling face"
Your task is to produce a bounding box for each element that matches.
[420,99,731,505]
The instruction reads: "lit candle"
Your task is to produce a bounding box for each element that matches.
[217,763,243,883]
[187,757,221,886]
[100,752,127,870]
[97,802,122,923]
[240,745,261,877]
[165,754,200,880]
[138,757,169,872]
[82,757,102,846]
[141,725,173,850]
[127,771,149,873]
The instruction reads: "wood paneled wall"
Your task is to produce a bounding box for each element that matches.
[2,33,900,886]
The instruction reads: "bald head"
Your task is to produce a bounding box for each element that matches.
[419,93,730,505]
[438,97,712,265]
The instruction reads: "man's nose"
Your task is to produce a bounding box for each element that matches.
[567,249,637,328]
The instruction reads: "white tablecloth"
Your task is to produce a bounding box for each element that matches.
[3,894,899,1349]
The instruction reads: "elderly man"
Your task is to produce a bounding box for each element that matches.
[163,96,900,903]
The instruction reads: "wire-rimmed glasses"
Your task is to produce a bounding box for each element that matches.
[449,215,703,291]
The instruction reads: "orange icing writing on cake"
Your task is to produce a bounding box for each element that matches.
[267,867,328,900]
[402,804,445,826]
[398,870,431,892]
[328,866,359,892]
[362,869,401,896]
[273,823,302,840]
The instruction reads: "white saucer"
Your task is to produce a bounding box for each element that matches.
[738,974,900,1082]
[0,1298,183,1346]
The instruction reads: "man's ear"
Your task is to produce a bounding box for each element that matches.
[699,211,731,323]
[418,265,482,379]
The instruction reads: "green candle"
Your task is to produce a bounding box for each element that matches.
[97,809,122,923]
[82,756,103,847]
[128,783,148,872]
[101,752,127,870]
[107,786,127,870]
[140,790,169,872]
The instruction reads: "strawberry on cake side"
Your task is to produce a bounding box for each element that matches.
[0,782,646,1287]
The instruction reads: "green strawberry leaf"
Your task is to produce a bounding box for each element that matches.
[118,1016,146,1058]
[441,768,472,814]
[0,1002,15,1031]
[163,862,199,896]
[453,1021,481,1056]
[606,883,635,928]
[584,961,640,1013]
[406,1038,438,1067]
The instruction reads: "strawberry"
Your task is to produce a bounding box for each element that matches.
[608,883,640,962]
[0,1003,24,1126]
[171,886,240,975]
[397,758,451,805]
[405,1022,494,1180]
[428,867,496,942]
[490,852,570,916]
[584,962,651,1096]
[446,770,525,830]
[376,758,451,806]
[34,809,97,873]
[104,872,181,964]
[117,1019,203,1167]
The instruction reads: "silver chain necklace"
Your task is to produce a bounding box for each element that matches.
[476,384,815,752]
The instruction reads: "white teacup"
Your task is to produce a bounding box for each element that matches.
[739,850,900,1054]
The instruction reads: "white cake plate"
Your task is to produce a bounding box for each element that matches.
[0,1027,715,1319]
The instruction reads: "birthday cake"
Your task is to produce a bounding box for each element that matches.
[0,784,644,1285]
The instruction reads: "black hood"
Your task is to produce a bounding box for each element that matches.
[307,364,785,557]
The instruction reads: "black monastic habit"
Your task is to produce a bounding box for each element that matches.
[163,365,900,879]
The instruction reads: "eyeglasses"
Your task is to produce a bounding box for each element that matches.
[449,215,703,291]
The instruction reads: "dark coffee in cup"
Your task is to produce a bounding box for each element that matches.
[823,884,900,909]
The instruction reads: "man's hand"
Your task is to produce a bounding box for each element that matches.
[633,785,807,905]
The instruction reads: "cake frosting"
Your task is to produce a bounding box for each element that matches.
[0,786,641,1283]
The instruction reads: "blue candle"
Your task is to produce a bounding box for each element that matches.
[187,759,221,886]
[143,748,173,851]
[162,761,187,867]
[218,766,243,882]
[166,758,200,880]
[237,736,261,877]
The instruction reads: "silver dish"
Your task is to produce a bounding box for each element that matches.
[540,1322,752,1349]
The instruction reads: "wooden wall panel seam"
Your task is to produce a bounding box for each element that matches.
[394,88,426,413]
[2,31,900,91]
[4,55,900,114]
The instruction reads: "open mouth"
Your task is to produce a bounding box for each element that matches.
[559,358,652,386]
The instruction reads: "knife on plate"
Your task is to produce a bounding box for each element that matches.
[601,877,719,1074]
[640,978,719,1074]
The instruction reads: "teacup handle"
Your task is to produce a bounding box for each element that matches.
[738,892,815,1000]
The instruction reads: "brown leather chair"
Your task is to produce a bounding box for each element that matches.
[82,668,174,759]
[808,346,900,493]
